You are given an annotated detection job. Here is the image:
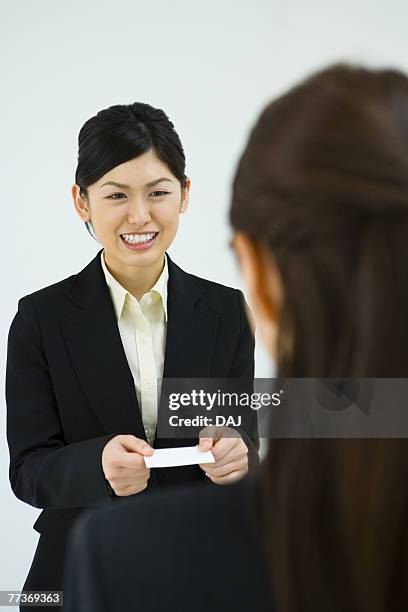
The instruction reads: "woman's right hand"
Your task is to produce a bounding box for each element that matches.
[101,435,154,496]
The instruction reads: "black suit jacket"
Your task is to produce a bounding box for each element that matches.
[63,471,274,612]
[6,249,258,541]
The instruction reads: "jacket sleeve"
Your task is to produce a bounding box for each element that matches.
[6,296,117,510]
[228,289,260,472]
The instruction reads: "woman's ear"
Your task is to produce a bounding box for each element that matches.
[233,231,283,358]
[180,177,190,213]
[71,184,91,222]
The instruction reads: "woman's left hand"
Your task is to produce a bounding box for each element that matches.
[198,426,249,485]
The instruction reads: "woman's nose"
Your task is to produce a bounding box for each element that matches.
[127,198,151,225]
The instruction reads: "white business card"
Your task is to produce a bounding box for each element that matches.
[144,445,215,468]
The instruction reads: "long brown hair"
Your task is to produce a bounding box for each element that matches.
[230,64,408,611]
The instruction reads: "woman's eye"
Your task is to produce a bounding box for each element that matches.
[150,191,170,198]
[107,193,126,200]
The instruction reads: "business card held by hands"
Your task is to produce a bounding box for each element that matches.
[144,446,215,468]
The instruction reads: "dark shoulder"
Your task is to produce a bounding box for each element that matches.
[169,255,239,297]
[8,271,80,341]
[14,274,77,321]
[187,269,239,297]
[172,260,245,317]
[19,274,77,303]
[16,254,96,310]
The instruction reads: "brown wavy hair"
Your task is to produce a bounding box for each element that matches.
[230,63,408,612]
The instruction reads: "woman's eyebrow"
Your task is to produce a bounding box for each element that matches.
[146,177,174,187]
[99,178,174,189]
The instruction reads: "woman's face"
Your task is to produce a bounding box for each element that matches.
[72,148,190,271]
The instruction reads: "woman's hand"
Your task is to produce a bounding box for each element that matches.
[198,426,249,485]
[102,435,154,496]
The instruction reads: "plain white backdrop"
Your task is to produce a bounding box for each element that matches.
[1,0,408,603]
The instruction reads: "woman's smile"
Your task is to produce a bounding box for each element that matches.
[120,231,160,251]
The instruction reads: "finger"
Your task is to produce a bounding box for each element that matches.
[211,437,240,462]
[106,450,145,472]
[213,446,247,469]
[120,453,151,470]
[209,469,247,485]
[213,438,247,467]
[198,437,213,452]
[206,458,248,479]
[198,461,216,472]
[116,480,148,496]
[119,435,154,456]
[111,468,151,488]
[125,470,151,484]
[199,425,229,451]
[116,445,152,469]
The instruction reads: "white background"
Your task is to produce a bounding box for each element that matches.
[1,0,408,602]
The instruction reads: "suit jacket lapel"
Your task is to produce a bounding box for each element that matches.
[61,250,146,438]
[163,255,219,378]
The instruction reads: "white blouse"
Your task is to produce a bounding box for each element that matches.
[100,250,168,446]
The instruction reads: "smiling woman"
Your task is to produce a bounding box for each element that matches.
[72,103,191,300]
[5,100,259,611]
[73,148,188,299]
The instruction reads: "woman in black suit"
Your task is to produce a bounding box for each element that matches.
[5,102,259,609]
[64,64,408,612]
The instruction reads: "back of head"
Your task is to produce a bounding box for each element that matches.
[231,63,408,377]
[230,64,408,612]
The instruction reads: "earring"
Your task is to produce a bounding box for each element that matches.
[85,220,99,242]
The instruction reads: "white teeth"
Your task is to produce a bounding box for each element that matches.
[122,232,156,244]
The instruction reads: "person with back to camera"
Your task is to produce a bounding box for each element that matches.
[5,102,260,611]
[63,63,408,612]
